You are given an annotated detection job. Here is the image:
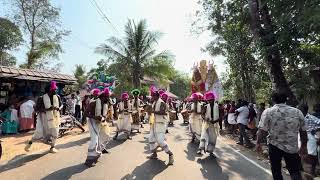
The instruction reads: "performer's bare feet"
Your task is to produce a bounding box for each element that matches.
[49,147,58,153]
[168,155,174,165]
[25,141,32,152]
[127,135,132,140]
[197,150,203,155]
[102,149,109,154]
[209,152,216,158]
[147,152,158,159]
[113,132,118,140]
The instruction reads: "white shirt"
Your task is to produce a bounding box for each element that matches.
[20,100,35,118]
[236,106,249,125]
[76,95,81,106]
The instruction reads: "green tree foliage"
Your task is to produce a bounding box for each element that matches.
[196,0,320,104]
[0,17,23,66]
[95,19,174,88]
[88,56,176,97]
[9,0,69,69]
[74,64,87,89]
[169,71,191,99]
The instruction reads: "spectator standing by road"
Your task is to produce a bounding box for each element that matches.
[256,91,308,180]
[299,104,320,177]
[75,91,82,120]
[235,100,253,148]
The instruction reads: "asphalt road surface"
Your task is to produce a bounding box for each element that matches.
[0,118,288,180]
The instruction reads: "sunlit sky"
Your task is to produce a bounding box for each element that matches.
[1,0,226,75]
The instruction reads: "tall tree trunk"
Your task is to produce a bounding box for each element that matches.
[248,0,298,105]
[132,63,141,88]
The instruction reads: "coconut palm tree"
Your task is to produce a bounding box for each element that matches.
[95,19,174,88]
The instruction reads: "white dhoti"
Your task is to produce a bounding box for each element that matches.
[190,114,202,141]
[99,120,111,149]
[87,118,102,160]
[199,121,219,153]
[116,113,132,134]
[32,112,59,146]
[149,121,170,153]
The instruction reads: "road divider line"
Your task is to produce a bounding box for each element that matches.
[224,143,272,176]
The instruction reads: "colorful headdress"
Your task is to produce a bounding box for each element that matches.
[91,88,100,96]
[103,87,110,97]
[50,81,58,91]
[204,91,216,101]
[121,92,129,101]
[131,89,140,96]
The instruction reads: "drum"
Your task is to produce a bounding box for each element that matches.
[169,111,176,121]
[181,110,189,121]
[144,105,152,115]
[132,112,140,124]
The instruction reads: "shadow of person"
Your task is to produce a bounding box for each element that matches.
[121,159,167,180]
[56,137,90,150]
[0,153,47,173]
[197,156,229,180]
[184,142,202,161]
[105,138,127,150]
[41,163,88,180]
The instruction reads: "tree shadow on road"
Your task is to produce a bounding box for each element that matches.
[121,159,168,180]
[197,156,229,180]
[0,136,89,173]
[41,163,88,180]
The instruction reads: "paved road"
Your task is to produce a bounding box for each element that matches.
[0,118,286,180]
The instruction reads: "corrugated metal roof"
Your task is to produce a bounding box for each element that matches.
[0,66,77,84]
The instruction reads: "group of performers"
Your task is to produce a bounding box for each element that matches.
[187,92,220,156]
[24,80,219,167]
[83,87,178,166]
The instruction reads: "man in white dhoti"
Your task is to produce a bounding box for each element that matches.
[198,91,220,157]
[83,88,106,167]
[113,92,132,140]
[189,93,203,143]
[25,81,61,153]
[100,88,113,154]
[160,93,170,134]
[148,90,174,165]
[131,89,143,132]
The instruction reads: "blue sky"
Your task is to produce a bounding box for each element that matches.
[1,0,226,75]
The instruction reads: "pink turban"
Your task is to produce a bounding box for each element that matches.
[91,88,100,96]
[103,87,110,97]
[204,91,215,101]
[121,92,129,101]
[161,93,168,102]
[50,81,58,91]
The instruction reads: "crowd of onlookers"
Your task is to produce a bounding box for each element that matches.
[216,94,320,178]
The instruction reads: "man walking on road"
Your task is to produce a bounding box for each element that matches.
[148,88,174,165]
[235,100,253,148]
[256,91,308,180]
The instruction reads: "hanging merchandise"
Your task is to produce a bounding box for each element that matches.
[86,73,118,94]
